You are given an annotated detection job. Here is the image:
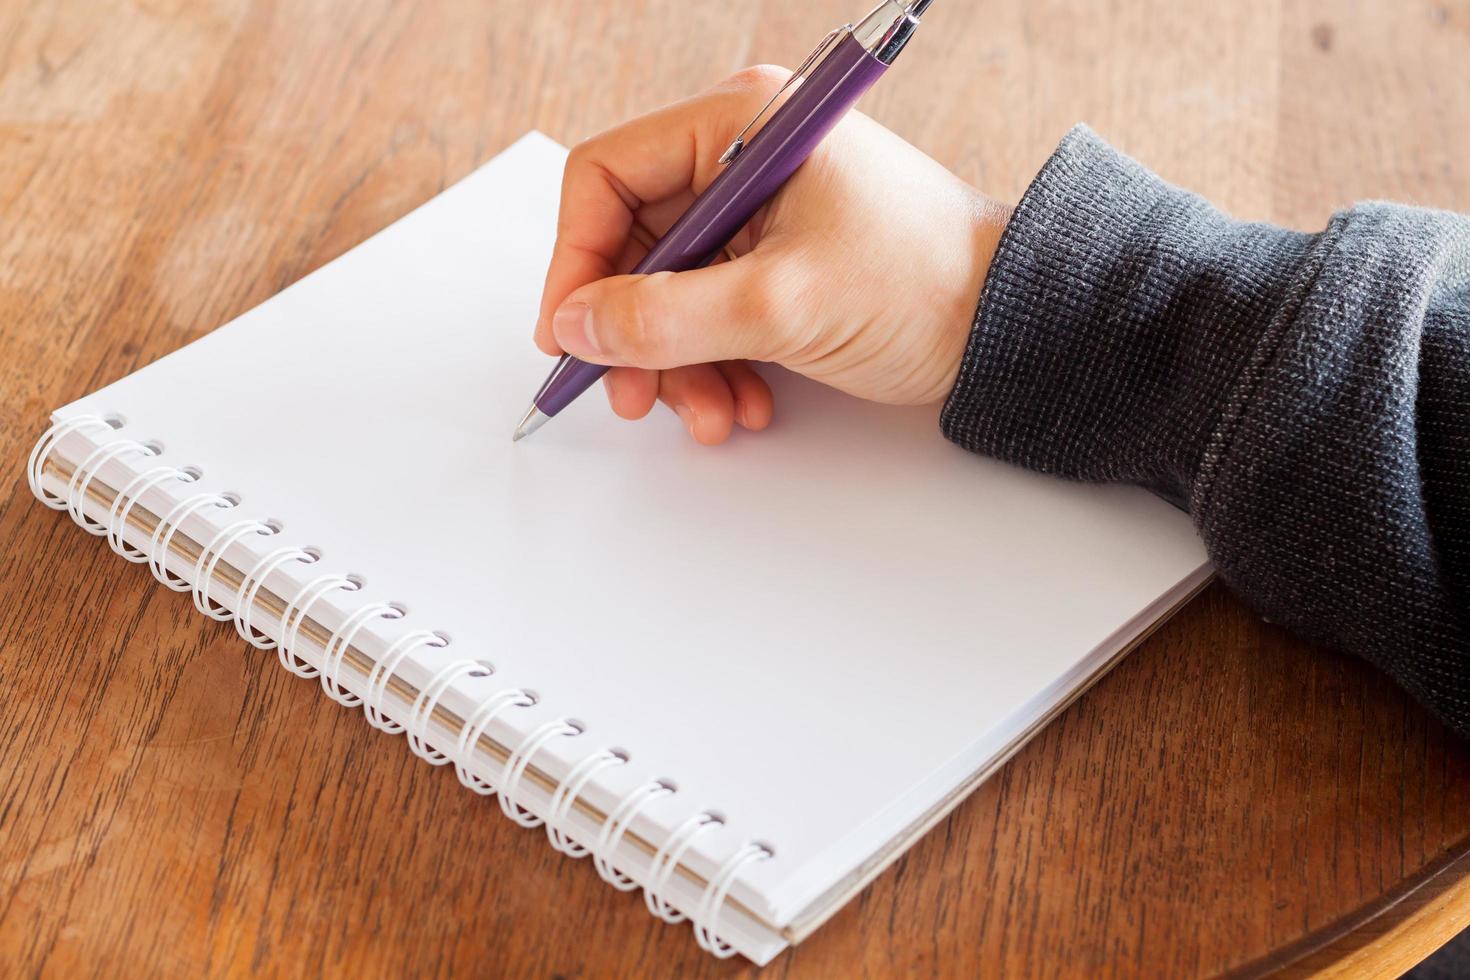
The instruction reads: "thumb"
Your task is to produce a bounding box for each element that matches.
[549,259,790,370]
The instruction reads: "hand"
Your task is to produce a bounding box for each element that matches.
[535,65,1012,444]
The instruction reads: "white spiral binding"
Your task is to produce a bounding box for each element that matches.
[405,659,490,764]
[109,464,200,561]
[66,438,158,533]
[27,413,116,508]
[694,842,774,958]
[545,748,628,857]
[150,490,237,590]
[277,572,360,677]
[362,629,448,732]
[594,779,675,891]
[645,811,724,922]
[193,518,275,620]
[498,718,583,827]
[319,601,404,708]
[235,544,318,648]
[28,416,773,958]
[454,688,536,794]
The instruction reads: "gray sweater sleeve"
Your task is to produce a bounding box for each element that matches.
[941,125,1470,739]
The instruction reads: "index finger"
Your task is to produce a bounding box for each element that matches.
[534,66,790,354]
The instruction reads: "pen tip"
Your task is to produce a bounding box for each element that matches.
[512,404,549,443]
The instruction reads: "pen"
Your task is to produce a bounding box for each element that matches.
[512,0,934,442]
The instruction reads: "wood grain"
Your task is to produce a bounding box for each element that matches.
[3,1,1470,976]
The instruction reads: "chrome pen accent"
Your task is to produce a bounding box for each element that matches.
[719,25,854,166]
[512,405,549,442]
[721,0,935,167]
[854,0,931,64]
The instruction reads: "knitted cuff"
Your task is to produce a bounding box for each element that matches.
[939,125,1314,508]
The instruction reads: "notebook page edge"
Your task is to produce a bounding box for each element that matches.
[763,562,1214,930]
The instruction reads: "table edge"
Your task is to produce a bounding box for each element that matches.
[1228,832,1470,979]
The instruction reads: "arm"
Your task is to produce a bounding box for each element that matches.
[943,126,1470,736]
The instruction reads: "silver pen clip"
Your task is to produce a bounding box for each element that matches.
[717,23,853,166]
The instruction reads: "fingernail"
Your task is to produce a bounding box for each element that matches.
[553,302,598,355]
[734,399,749,428]
[674,404,696,436]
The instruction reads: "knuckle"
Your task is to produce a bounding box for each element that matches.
[565,138,592,168]
[554,201,576,238]
[555,145,592,235]
[742,258,805,355]
[705,66,789,174]
[723,64,789,99]
[743,258,793,324]
[561,142,588,189]
[620,275,673,363]
[562,137,606,188]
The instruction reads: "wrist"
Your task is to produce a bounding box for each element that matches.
[931,189,1012,404]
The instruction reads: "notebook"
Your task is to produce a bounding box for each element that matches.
[26,132,1211,964]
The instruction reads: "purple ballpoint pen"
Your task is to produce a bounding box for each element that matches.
[512,0,934,441]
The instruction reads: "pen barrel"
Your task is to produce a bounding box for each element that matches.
[535,33,889,418]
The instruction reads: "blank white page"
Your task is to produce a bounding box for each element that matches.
[58,133,1208,937]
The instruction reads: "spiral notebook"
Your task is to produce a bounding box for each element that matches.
[26,132,1210,963]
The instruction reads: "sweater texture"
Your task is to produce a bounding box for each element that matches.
[941,126,1470,738]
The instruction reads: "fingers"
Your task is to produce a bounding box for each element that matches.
[715,360,773,431]
[534,66,790,353]
[604,362,772,444]
[659,363,735,445]
[603,367,658,420]
[550,257,790,370]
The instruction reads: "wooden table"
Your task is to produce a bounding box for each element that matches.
[4,1,1469,976]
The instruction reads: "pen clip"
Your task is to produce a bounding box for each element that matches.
[717,23,853,166]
